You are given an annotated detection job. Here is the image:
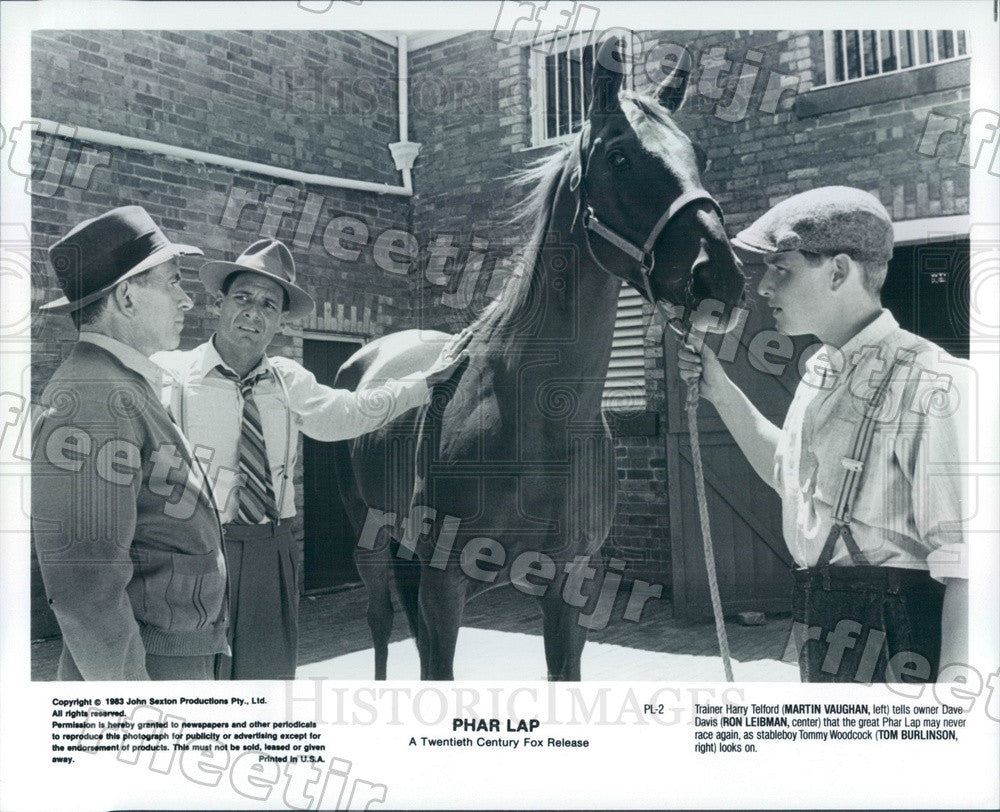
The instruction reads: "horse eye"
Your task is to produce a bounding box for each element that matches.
[607,150,630,170]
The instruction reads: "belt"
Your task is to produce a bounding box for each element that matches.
[793,565,936,593]
[221,521,289,542]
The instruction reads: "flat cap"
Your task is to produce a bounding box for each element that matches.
[733,186,894,262]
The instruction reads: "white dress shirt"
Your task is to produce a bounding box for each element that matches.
[774,311,969,581]
[153,338,429,523]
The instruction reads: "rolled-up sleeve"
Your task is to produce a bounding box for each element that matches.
[32,395,150,680]
[906,359,970,583]
[274,358,430,442]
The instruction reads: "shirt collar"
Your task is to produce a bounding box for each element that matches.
[199,335,272,382]
[804,310,899,386]
[79,332,165,390]
[837,309,899,367]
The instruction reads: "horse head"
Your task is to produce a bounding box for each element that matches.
[572,37,746,334]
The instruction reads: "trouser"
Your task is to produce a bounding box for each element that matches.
[216,521,299,680]
[791,565,945,683]
[57,647,216,680]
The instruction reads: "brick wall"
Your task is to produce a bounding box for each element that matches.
[29,30,970,635]
[406,32,534,332]
[29,30,416,637]
[402,29,969,587]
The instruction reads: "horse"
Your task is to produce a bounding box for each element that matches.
[333,37,746,680]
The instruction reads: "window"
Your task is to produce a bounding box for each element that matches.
[529,32,636,148]
[527,34,649,410]
[820,30,968,87]
[602,282,648,412]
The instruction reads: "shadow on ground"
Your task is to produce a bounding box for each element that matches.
[32,581,794,680]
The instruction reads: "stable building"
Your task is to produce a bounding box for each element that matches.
[29,28,971,637]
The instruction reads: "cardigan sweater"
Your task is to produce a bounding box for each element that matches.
[33,339,228,679]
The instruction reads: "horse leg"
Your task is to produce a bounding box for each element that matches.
[540,556,606,681]
[356,549,394,680]
[367,580,393,681]
[389,552,428,677]
[416,567,465,680]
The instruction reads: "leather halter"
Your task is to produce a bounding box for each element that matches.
[572,156,725,335]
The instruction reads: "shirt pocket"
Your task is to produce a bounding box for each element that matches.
[255,388,289,472]
[130,548,226,632]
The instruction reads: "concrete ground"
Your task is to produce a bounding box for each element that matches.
[32,581,798,681]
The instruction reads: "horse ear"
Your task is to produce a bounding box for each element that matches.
[589,36,626,118]
[656,57,692,113]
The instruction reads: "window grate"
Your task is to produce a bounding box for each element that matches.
[530,32,636,147]
[821,30,968,87]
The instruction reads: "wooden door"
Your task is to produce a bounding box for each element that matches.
[665,283,803,619]
[665,237,971,619]
[302,336,364,592]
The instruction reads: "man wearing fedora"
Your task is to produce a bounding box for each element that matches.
[678,186,968,683]
[33,206,229,680]
[154,238,470,680]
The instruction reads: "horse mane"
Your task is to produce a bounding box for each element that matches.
[467,91,674,362]
[469,138,575,359]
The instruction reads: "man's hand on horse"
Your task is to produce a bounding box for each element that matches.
[424,328,474,386]
[677,336,726,404]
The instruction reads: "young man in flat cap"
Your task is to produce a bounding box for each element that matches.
[154,239,470,680]
[678,186,968,682]
[33,206,228,680]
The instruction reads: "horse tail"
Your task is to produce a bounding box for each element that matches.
[333,348,398,680]
[331,329,455,677]
[331,355,368,538]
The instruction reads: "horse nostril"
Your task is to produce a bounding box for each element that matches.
[690,267,713,301]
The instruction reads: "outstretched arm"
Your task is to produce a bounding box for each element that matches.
[290,329,473,442]
[677,337,782,491]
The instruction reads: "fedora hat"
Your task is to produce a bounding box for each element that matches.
[41,205,203,314]
[199,239,314,319]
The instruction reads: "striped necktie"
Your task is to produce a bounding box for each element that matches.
[217,365,279,524]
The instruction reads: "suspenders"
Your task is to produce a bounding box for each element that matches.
[814,352,908,568]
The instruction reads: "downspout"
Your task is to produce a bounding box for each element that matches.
[33,35,422,196]
[388,33,422,188]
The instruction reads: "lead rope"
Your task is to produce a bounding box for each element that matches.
[573,170,733,680]
[659,308,734,682]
